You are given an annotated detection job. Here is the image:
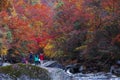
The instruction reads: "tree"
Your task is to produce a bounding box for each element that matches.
[47,0,89,59]
[0,0,54,55]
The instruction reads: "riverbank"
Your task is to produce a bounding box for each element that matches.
[0,63,120,80]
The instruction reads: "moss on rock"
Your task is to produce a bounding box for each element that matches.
[0,63,51,80]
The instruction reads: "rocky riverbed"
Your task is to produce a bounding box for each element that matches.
[45,67,120,80]
[0,63,120,80]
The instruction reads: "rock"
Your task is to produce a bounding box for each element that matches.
[45,67,72,80]
[0,74,13,80]
[2,63,11,66]
[0,63,51,80]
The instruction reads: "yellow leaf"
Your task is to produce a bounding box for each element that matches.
[75,45,87,51]
[1,47,8,56]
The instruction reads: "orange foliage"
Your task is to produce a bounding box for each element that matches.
[0,0,11,10]
[0,0,54,53]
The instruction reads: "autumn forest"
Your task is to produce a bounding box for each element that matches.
[0,0,120,67]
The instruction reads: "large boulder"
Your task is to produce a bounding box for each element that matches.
[0,63,51,80]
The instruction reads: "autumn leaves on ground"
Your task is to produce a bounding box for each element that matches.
[0,0,120,70]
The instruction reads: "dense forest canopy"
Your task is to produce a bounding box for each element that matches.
[0,0,120,64]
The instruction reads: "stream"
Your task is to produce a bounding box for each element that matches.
[1,63,120,80]
[45,67,120,80]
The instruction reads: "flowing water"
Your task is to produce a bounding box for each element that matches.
[40,61,120,80]
[45,67,120,80]
[1,63,120,80]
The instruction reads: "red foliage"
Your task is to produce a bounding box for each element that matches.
[0,0,54,52]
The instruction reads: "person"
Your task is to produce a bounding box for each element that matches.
[39,53,44,64]
[25,56,28,64]
[34,54,39,65]
[22,57,26,63]
[29,52,33,63]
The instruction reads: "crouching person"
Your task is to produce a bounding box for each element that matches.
[34,54,40,65]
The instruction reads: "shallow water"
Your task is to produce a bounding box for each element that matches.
[1,63,120,80]
[45,67,120,80]
[40,61,120,80]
